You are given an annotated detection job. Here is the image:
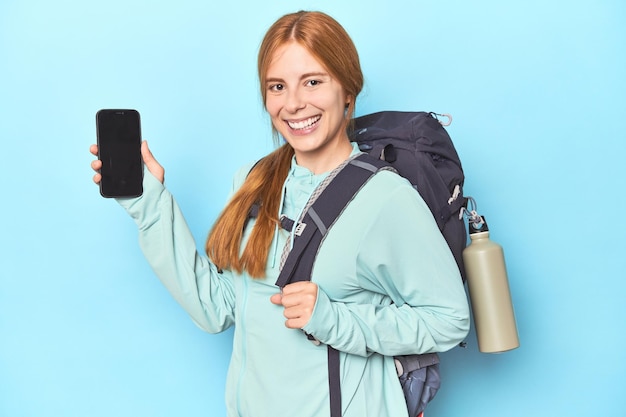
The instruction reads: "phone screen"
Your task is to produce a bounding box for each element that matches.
[96,109,143,198]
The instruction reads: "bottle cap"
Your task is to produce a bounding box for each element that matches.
[468,216,490,234]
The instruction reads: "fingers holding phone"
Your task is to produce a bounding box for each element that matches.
[92,110,165,193]
[90,141,164,186]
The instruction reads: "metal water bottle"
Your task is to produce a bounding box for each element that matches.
[462,216,519,353]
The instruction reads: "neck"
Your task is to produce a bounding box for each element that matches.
[294,139,353,175]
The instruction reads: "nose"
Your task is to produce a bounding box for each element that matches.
[285,87,305,113]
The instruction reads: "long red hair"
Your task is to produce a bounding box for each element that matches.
[206,11,363,277]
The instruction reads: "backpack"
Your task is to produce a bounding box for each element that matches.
[269,111,468,417]
[352,111,467,281]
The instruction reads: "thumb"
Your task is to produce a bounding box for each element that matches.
[141,140,165,184]
[270,292,283,306]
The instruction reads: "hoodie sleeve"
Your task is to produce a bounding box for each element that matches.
[116,168,236,333]
[301,180,470,356]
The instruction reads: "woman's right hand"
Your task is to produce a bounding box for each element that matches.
[89,140,165,185]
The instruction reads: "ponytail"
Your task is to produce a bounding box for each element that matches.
[206,144,294,278]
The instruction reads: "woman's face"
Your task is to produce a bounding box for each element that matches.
[264,41,352,173]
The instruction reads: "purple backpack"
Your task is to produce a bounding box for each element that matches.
[270,111,468,417]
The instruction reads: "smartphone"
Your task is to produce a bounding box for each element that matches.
[96,109,143,198]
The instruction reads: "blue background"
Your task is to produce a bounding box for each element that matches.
[1,0,624,416]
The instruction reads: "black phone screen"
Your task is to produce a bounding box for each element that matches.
[96,109,143,198]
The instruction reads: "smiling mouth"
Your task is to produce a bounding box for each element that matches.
[287,115,321,130]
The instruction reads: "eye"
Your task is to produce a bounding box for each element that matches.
[268,83,284,92]
[306,79,321,87]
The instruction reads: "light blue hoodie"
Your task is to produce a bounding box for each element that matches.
[118,143,470,417]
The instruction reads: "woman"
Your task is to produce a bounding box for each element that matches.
[90,10,469,417]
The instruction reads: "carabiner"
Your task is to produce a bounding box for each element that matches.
[432,112,453,127]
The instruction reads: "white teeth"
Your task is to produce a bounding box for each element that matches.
[288,116,320,130]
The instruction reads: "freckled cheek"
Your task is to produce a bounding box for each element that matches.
[313,93,345,114]
[265,100,287,133]
[264,98,283,119]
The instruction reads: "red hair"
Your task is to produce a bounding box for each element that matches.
[207,11,363,277]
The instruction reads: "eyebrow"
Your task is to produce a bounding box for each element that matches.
[265,71,330,84]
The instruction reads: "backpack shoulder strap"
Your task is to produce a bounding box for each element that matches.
[274,153,391,288]
[274,152,391,417]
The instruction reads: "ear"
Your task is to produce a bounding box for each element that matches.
[343,100,351,121]
[345,94,353,111]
